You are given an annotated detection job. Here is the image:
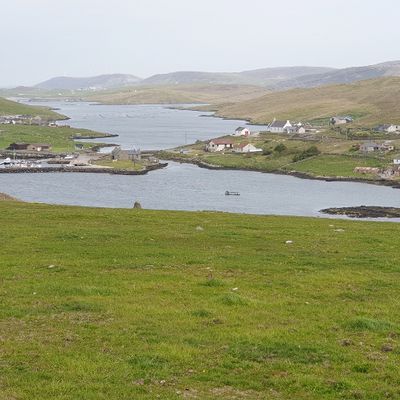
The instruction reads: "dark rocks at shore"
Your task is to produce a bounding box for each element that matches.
[0,192,20,202]
[320,206,400,218]
[0,163,168,176]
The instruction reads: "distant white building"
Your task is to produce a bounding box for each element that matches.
[330,116,353,125]
[232,127,251,137]
[233,143,263,154]
[267,119,292,133]
[374,124,400,134]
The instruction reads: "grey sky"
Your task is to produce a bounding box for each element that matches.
[1,0,399,86]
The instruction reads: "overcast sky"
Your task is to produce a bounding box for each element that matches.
[1,0,399,86]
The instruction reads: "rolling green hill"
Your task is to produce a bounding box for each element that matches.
[212,77,400,126]
[0,97,65,120]
[82,84,270,105]
[1,201,400,399]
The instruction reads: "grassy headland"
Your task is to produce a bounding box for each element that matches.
[0,97,65,120]
[0,201,399,399]
[0,124,113,153]
[0,97,114,153]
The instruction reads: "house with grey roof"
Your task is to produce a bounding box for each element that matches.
[267,119,293,134]
[330,116,353,125]
[374,124,400,134]
[111,146,141,161]
[232,127,251,137]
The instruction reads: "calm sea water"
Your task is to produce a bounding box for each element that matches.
[2,100,399,217]
[25,100,269,150]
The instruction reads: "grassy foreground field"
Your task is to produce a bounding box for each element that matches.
[0,201,400,399]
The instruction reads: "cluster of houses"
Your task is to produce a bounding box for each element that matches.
[0,115,52,126]
[7,142,52,152]
[266,119,308,134]
[205,121,313,153]
[205,139,263,154]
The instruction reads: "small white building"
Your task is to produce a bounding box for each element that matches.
[375,124,400,134]
[233,143,263,154]
[393,158,400,165]
[232,127,250,137]
[267,119,292,133]
[330,116,353,125]
[205,139,234,152]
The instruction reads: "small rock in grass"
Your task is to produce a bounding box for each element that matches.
[232,287,238,291]
[381,343,394,352]
[285,240,293,244]
[195,226,204,231]
[340,339,353,347]
[334,229,345,232]
[48,265,55,269]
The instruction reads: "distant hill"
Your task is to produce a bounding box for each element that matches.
[141,67,335,87]
[0,97,65,119]
[35,74,142,91]
[212,77,400,126]
[274,61,400,90]
[86,84,270,105]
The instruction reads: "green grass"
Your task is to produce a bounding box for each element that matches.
[93,159,145,171]
[202,153,294,171]
[0,97,64,120]
[0,125,111,152]
[283,154,387,178]
[1,201,400,399]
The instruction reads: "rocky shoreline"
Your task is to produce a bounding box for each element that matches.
[0,162,168,176]
[320,206,400,218]
[158,153,400,189]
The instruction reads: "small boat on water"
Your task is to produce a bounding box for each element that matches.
[225,191,240,196]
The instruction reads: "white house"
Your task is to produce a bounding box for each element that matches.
[205,139,234,152]
[232,127,251,137]
[359,142,382,153]
[233,143,263,153]
[393,158,400,165]
[374,124,400,134]
[267,119,292,133]
[330,116,353,125]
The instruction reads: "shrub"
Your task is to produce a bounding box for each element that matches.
[274,143,287,153]
[292,145,320,162]
[349,144,360,152]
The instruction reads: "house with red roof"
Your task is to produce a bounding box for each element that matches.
[205,138,234,152]
[233,143,263,153]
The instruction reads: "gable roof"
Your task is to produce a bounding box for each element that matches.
[235,142,250,148]
[209,138,233,145]
[269,120,289,128]
[235,126,247,131]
